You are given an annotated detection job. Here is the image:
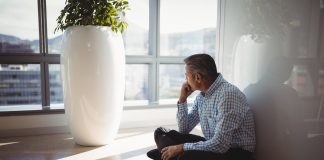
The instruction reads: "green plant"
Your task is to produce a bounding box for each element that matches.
[55,0,129,33]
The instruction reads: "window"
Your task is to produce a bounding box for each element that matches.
[160,0,218,57]
[0,0,219,113]
[0,0,59,113]
[0,0,39,54]
[126,0,218,105]
[123,0,149,56]
[124,64,149,105]
[46,0,65,54]
[49,64,63,107]
[0,64,42,111]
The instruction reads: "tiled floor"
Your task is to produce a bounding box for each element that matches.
[0,126,202,160]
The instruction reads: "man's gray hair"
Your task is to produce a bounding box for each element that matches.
[184,53,218,80]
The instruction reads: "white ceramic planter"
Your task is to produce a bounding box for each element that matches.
[61,26,125,146]
[233,35,283,90]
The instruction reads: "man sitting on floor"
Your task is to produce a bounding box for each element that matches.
[147,53,256,160]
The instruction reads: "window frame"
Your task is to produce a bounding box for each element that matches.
[0,0,222,115]
[0,0,60,115]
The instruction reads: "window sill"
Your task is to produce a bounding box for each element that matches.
[0,101,195,116]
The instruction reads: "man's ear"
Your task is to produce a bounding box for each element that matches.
[195,73,202,83]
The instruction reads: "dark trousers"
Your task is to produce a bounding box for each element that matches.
[147,127,254,160]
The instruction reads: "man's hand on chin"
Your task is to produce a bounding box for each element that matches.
[161,144,184,160]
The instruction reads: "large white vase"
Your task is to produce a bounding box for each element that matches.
[233,35,282,90]
[61,26,125,146]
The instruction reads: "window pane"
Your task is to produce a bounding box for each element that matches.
[123,0,149,55]
[125,64,149,104]
[46,0,65,54]
[159,65,184,101]
[49,64,63,109]
[47,0,149,55]
[159,64,198,104]
[160,0,217,56]
[0,64,41,111]
[0,0,39,54]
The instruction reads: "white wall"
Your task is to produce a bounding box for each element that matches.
[0,107,177,137]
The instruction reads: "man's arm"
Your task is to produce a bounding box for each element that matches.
[176,82,200,134]
[177,100,200,134]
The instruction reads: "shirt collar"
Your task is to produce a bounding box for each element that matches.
[202,73,224,97]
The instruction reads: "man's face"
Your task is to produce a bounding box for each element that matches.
[185,65,197,90]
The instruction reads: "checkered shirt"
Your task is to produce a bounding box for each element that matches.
[177,74,256,153]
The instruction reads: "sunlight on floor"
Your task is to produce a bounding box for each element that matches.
[58,132,155,160]
[0,142,19,147]
[0,126,201,160]
[0,127,160,160]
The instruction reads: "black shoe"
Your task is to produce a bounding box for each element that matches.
[147,149,161,160]
[154,127,169,144]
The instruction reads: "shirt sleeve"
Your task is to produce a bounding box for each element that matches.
[177,99,200,134]
[183,92,245,153]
